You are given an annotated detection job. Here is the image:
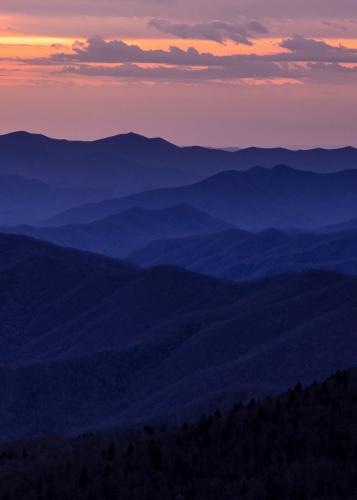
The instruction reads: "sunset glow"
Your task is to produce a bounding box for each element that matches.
[0,1,356,146]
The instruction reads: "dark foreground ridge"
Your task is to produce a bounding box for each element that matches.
[2,232,357,441]
[0,368,356,500]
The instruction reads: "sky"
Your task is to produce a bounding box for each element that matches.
[0,0,356,147]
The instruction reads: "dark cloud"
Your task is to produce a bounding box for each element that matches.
[60,60,290,81]
[279,35,357,62]
[13,35,357,84]
[59,60,357,84]
[33,37,216,66]
[23,35,357,67]
[148,19,268,45]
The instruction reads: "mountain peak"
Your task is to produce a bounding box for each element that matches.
[199,169,242,184]
[0,131,72,147]
[272,164,302,172]
[1,130,49,142]
[93,132,178,150]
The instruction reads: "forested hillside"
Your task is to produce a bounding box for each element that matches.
[0,368,355,499]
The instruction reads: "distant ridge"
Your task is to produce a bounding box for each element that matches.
[47,166,357,229]
[3,204,231,258]
[130,227,357,281]
[92,131,179,150]
[0,174,108,226]
[3,130,355,152]
[1,131,357,199]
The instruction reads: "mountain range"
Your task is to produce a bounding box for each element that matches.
[1,233,357,440]
[48,166,357,229]
[3,131,357,229]
[2,204,230,258]
[0,175,109,226]
[130,227,357,281]
[1,131,357,196]
[2,132,357,451]
[7,206,357,282]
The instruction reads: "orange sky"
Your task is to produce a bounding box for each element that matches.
[0,4,356,146]
[2,35,357,87]
[2,34,357,57]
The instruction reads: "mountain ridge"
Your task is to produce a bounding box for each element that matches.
[2,204,231,258]
[2,130,356,153]
[2,131,357,198]
[0,233,357,439]
[0,174,109,226]
[129,226,357,281]
[47,166,357,229]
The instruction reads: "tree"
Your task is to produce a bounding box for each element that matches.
[150,447,162,472]
[107,442,116,461]
[79,466,89,490]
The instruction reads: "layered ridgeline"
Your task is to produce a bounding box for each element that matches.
[2,205,231,258]
[130,227,357,281]
[7,207,357,280]
[1,233,357,440]
[0,175,108,226]
[0,368,356,500]
[48,166,357,229]
[1,131,357,195]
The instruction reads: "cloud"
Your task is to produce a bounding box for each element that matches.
[32,37,217,66]
[59,60,357,85]
[10,35,357,85]
[148,19,268,45]
[279,35,357,63]
[23,35,357,67]
[60,60,291,81]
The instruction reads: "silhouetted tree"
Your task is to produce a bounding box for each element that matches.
[107,442,116,461]
[79,466,89,490]
[149,447,162,472]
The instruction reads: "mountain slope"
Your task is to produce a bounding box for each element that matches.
[0,232,245,367]
[0,175,109,225]
[1,233,357,439]
[1,368,357,500]
[48,166,357,229]
[130,227,357,281]
[3,204,231,258]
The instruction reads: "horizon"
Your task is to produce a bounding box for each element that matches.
[1,129,356,151]
[1,0,357,147]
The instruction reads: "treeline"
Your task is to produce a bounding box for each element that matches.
[0,369,356,499]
